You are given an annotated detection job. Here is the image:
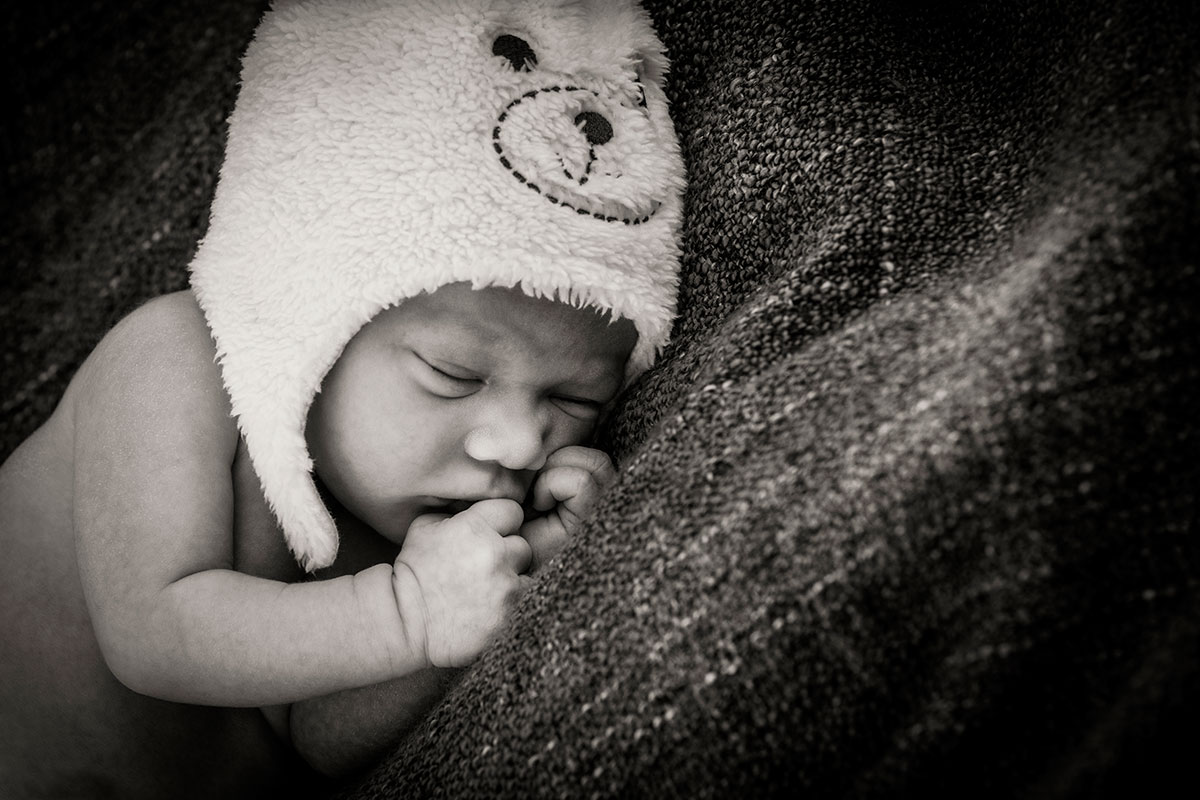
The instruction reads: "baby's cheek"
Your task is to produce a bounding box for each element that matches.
[554,417,598,449]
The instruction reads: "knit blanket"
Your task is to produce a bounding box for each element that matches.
[3,0,1196,797]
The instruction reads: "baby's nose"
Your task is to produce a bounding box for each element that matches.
[574,110,613,146]
[464,417,547,472]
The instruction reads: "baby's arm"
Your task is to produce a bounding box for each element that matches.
[71,293,529,707]
[283,504,526,775]
[287,447,616,776]
[288,498,539,773]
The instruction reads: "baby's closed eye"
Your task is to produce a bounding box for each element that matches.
[412,351,481,397]
[549,394,603,419]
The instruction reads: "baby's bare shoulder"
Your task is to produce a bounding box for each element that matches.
[86,290,215,368]
[74,290,222,395]
[69,290,236,453]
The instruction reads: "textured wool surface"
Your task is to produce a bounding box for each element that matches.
[2,0,1197,797]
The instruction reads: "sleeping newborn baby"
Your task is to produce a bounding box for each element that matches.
[0,0,683,795]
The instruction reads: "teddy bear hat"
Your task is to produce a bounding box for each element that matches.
[189,0,686,570]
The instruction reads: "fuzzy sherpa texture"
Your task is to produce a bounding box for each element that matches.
[187,0,685,570]
[2,0,1197,797]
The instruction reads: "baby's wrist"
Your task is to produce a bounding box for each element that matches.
[389,561,433,671]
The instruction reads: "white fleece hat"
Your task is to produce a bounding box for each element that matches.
[189,0,686,571]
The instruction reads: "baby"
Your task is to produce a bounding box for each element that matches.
[0,0,683,797]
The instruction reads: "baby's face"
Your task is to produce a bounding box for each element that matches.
[306,283,637,544]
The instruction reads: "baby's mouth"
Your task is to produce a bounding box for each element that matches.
[426,496,540,522]
[427,498,475,516]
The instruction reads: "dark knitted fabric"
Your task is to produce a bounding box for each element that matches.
[2,0,269,458]
[345,1,1200,797]
[3,0,1197,797]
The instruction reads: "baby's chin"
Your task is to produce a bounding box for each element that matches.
[357,502,426,546]
[367,498,464,545]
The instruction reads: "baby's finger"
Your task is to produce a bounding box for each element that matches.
[530,465,601,516]
[460,498,524,536]
[408,510,450,532]
[500,532,533,575]
[520,515,569,574]
[542,446,616,485]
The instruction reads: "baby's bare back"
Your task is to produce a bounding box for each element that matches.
[0,292,307,798]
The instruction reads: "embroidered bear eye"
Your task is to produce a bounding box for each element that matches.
[493,34,537,72]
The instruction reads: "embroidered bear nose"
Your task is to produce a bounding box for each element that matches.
[574,111,613,146]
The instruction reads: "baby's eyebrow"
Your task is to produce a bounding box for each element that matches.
[408,320,495,355]
[409,321,624,389]
[556,357,626,395]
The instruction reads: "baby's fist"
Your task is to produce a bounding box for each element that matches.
[520,446,616,572]
[393,499,532,668]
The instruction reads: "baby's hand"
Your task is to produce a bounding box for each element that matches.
[392,499,532,669]
[520,446,616,573]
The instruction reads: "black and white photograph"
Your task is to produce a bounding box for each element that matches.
[2,0,1196,796]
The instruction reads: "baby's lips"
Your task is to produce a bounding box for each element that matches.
[430,494,530,518]
[442,498,475,516]
[417,497,467,517]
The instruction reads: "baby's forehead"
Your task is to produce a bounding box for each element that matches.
[396,284,636,361]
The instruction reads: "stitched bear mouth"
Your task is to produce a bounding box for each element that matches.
[492,86,664,225]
